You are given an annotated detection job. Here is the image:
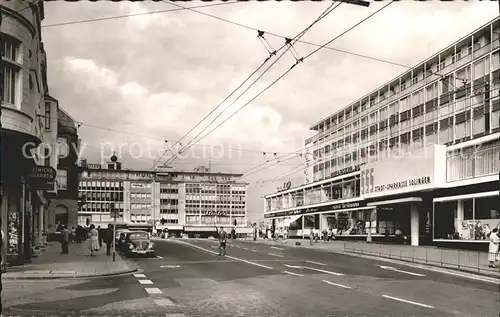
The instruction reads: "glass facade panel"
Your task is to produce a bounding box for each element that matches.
[434,195,499,241]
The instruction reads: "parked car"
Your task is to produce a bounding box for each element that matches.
[119,230,155,257]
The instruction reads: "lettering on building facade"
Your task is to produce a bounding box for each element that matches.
[331,164,361,178]
[87,163,102,169]
[374,176,431,192]
[276,181,292,192]
[263,201,366,218]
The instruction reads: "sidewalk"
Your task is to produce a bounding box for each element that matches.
[242,238,500,279]
[3,240,137,280]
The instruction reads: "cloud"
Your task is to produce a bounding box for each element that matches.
[42,1,499,222]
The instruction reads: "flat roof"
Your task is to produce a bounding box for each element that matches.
[309,16,499,131]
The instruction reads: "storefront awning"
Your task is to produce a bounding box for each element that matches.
[276,214,302,228]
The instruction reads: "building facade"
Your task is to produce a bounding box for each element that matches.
[1,1,51,264]
[264,17,500,251]
[45,107,82,233]
[78,160,249,236]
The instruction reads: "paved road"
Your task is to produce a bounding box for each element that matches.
[3,238,498,316]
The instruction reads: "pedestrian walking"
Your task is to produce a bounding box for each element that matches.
[88,224,100,256]
[60,225,70,254]
[218,226,227,256]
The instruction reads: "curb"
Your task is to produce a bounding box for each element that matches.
[242,240,500,283]
[3,267,138,280]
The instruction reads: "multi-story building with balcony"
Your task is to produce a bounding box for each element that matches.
[45,107,82,233]
[1,1,51,264]
[78,160,249,236]
[264,17,500,251]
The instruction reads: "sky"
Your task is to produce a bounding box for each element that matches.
[41,1,499,223]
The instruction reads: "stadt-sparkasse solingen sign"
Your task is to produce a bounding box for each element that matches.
[264,201,366,218]
[374,176,431,193]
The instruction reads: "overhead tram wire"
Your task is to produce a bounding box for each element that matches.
[159,2,342,169]
[242,153,306,179]
[41,2,242,28]
[254,164,308,188]
[149,2,340,171]
[161,0,467,87]
[167,2,394,175]
[156,2,341,170]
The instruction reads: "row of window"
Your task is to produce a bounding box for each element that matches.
[310,32,498,137]
[185,216,245,225]
[160,188,178,194]
[313,76,499,161]
[131,203,151,210]
[79,181,124,190]
[267,176,361,212]
[131,193,151,199]
[82,191,124,202]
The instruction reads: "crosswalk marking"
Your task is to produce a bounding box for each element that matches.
[139,279,154,285]
[268,253,284,258]
[153,298,176,306]
[145,288,162,295]
[133,273,146,278]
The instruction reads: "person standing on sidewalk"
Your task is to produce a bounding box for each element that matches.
[89,225,99,256]
[488,228,499,268]
[61,225,70,254]
[104,224,113,256]
[218,227,227,256]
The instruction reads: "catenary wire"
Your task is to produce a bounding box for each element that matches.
[149,0,340,170]
[167,2,394,174]
[5,112,294,155]
[160,2,342,169]
[41,2,242,28]
[155,2,341,170]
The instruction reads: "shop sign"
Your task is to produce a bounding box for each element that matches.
[276,181,292,192]
[206,211,227,216]
[87,163,101,169]
[29,166,56,190]
[374,176,431,193]
[131,183,146,188]
[331,164,361,178]
[263,201,366,218]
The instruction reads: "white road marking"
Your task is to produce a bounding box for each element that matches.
[270,246,285,251]
[153,298,176,306]
[252,249,258,252]
[284,271,304,277]
[284,264,344,276]
[242,247,249,250]
[377,265,426,277]
[176,240,274,270]
[133,274,146,278]
[138,279,154,285]
[226,255,274,270]
[160,265,181,268]
[145,288,162,295]
[268,253,284,258]
[306,260,326,266]
[322,280,353,289]
[382,295,434,309]
[156,256,163,259]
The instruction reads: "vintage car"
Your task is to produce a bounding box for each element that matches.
[119,230,155,257]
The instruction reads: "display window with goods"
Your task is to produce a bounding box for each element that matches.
[433,192,499,241]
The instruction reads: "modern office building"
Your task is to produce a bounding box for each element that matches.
[78,159,249,236]
[264,17,500,251]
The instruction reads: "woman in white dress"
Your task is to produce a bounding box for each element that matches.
[88,224,100,256]
[488,228,499,268]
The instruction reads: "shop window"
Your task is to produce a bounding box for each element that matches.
[434,195,498,241]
